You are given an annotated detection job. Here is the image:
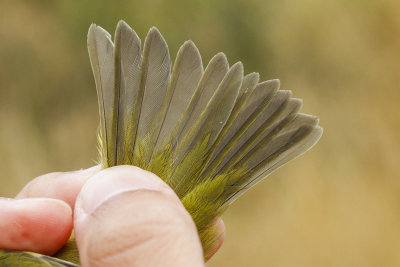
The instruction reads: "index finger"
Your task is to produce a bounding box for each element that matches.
[16,166,101,209]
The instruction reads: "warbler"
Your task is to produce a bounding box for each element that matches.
[0,20,322,266]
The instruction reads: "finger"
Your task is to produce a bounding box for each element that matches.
[74,166,204,267]
[0,198,73,255]
[16,166,101,208]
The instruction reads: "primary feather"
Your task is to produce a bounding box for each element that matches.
[87,25,115,167]
[113,21,142,165]
[89,20,322,257]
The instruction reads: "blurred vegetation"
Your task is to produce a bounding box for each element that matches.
[1,0,400,266]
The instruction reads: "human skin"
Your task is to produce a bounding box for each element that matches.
[0,166,225,266]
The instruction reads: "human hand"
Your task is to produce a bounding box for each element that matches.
[0,166,225,266]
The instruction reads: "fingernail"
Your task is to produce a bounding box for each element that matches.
[7,198,73,216]
[75,166,173,216]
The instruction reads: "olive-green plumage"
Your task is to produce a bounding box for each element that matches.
[1,20,322,265]
[0,250,78,266]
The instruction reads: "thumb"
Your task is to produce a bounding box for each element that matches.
[74,166,204,267]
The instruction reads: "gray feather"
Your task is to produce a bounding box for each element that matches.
[87,24,114,166]
[133,27,171,162]
[170,62,244,196]
[154,40,204,151]
[169,53,229,149]
[113,21,142,164]
[216,90,298,175]
[202,78,278,178]
[225,125,323,205]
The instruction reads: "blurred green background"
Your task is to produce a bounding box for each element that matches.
[1,0,399,266]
